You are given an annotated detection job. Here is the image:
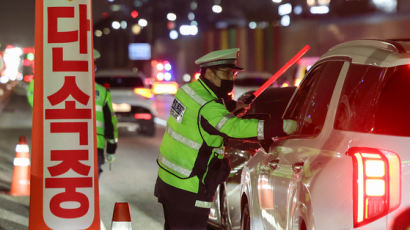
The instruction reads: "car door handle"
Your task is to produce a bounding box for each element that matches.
[267,158,279,170]
[292,162,304,173]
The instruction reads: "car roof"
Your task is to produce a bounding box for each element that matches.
[235,71,272,79]
[320,39,410,68]
[95,69,146,78]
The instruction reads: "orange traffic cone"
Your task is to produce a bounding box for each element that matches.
[110,202,132,230]
[9,136,30,196]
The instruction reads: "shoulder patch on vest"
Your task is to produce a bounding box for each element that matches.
[95,90,100,100]
[170,98,186,123]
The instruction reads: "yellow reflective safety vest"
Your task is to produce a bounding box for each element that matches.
[157,79,264,208]
[95,83,118,149]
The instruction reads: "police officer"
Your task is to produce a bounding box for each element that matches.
[154,48,286,229]
[26,80,118,176]
[26,49,118,177]
[95,82,118,177]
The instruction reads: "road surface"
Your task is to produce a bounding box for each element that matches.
[0,83,173,229]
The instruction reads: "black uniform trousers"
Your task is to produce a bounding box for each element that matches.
[155,177,210,230]
[161,203,209,230]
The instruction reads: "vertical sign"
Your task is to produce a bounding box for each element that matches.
[30,0,100,229]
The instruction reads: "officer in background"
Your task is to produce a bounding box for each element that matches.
[154,48,286,229]
[26,50,118,177]
[95,81,118,177]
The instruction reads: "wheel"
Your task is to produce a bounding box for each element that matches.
[241,202,250,230]
[220,186,232,230]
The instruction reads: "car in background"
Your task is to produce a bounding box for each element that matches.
[294,56,319,86]
[208,87,296,230]
[95,69,157,136]
[232,72,271,100]
[240,39,410,230]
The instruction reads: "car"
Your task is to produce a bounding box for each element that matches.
[95,69,157,136]
[240,39,410,230]
[207,87,296,230]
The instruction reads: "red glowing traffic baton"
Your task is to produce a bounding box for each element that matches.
[253,45,310,98]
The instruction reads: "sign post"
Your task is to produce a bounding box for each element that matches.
[30,0,100,229]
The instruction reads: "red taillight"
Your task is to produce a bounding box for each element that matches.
[348,147,401,227]
[134,88,153,99]
[134,113,152,120]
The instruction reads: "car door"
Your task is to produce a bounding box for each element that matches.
[256,60,345,230]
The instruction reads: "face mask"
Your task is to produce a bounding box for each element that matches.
[220,79,234,94]
[201,76,233,98]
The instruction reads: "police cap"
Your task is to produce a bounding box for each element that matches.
[195,48,243,70]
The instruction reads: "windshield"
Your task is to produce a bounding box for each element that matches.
[95,76,144,88]
[335,64,410,137]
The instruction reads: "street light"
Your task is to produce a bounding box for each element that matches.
[167,12,177,21]
[138,18,148,27]
[212,5,222,13]
[112,21,120,30]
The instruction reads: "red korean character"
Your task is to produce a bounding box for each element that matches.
[46,76,91,119]
[48,7,77,43]
[45,101,91,119]
[48,5,91,53]
[45,177,92,218]
[79,4,91,54]
[47,76,90,106]
[52,48,88,72]
[48,150,91,177]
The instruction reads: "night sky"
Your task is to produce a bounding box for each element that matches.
[0,0,110,48]
[0,0,35,47]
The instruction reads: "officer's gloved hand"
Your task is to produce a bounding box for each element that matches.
[204,157,231,196]
[233,92,255,117]
[238,92,256,105]
[106,154,115,163]
[283,119,298,135]
[232,102,250,117]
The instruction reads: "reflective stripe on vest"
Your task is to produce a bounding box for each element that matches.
[195,200,213,209]
[96,105,103,112]
[181,85,206,106]
[257,120,264,140]
[166,126,201,150]
[96,120,104,128]
[158,154,191,177]
[215,114,235,131]
[213,147,223,156]
[107,138,117,144]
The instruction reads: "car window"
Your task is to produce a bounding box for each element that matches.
[95,76,144,88]
[249,87,296,120]
[284,61,344,136]
[335,64,410,136]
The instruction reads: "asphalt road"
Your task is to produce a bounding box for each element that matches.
[0,83,171,229]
